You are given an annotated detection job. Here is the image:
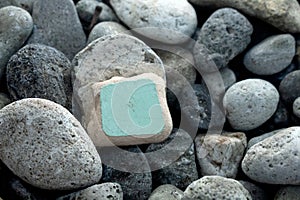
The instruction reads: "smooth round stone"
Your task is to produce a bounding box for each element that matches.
[0,93,11,109]
[244,34,296,75]
[194,8,253,71]
[242,127,300,185]
[88,22,131,43]
[195,132,247,178]
[57,183,123,200]
[76,0,119,24]
[0,98,102,190]
[27,0,86,60]
[293,97,300,118]
[183,176,251,200]
[279,70,300,105]
[239,180,269,200]
[0,6,33,80]
[223,79,279,131]
[274,186,300,200]
[110,0,197,44]
[7,44,72,109]
[149,185,183,200]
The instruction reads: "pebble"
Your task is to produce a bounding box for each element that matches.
[279,70,300,105]
[195,132,247,178]
[244,34,296,75]
[239,180,269,200]
[99,146,152,200]
[110,0,197,44]
[242,127,300,185]
[0,93,11,110]
[56,183,123,200]
[146,129,198,190]
[274,186,300,200]
[88,21,131,43]
[27,0,86,60]
[149,184,183,200]
[293,97,300,118]
[247,129,284,149]
[223,79,279,131]
[193,8,253,71]
[76,0,119,25]
[188,0,300,33]
[0,98,102,190]
[6,44,72,109]
[183,176,252,200]
[0,6,33,80]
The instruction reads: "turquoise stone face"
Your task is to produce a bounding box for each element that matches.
[100,79,165,137]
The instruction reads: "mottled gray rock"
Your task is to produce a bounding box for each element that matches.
[195,132,247,178]
[146,129,198,190]
[0,6,33,80]
[183,176,252,200]
[0,98,102,190]
[223,79,279,131]
[244,34,296,75]
[0,0,34,13]
[76,0,119,24]
[110,0,197,44]
[57,183,123,200]
[27,0,86,60]
[149,185,183,200]
[194,8,253,71]
[293,97,300,118]
[242,127,300,185]
[0,93,11,109]
[247,129,284,149]
[239,181,269,200]
[88,21,131,43]
[279,70,300,105]
[100,146,152,200]
[7,44,72,109]
[274,186,300,200]
[188,0,300,33]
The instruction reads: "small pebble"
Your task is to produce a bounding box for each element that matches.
[110,0,197,44]
[274,186,300,200]
[0,98,102,190]
[223,79,279,131]
[148,184,183,200]
[0,6,33,80]
[183,176,252,200]
[293,97,300,118]
[242,127,300,185]
[279,70,300,105]
[244,34,296,75]
[56,183,123,200]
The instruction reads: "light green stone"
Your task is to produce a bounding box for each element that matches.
[100,79,165,137]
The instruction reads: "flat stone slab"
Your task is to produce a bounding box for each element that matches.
[87,73,172,146]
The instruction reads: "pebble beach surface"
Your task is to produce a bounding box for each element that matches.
[0,0,300,199]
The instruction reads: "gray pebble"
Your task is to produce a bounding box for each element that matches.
[149,184,183,200]
[110,0,197,44]
[279,70,300,105]
[239,180,269,200]
[244,34,296,75]
[0,93,11,109]
[293,97,300,118]
[88,21,131,44]
[223,79,279,131]
[247,129,284,150]
[242,127,300,185]
[183,176,252,200]
[195,132,247,178]
[0,98,102,190]
[194,8,253,71]
[146,129,198,190]
[0,6,33,80]
[27,0,86,60]
[274,186,300,200]
[57,183,123,200]
[6,44,72,109]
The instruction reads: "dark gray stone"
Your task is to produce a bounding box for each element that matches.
[27,0,86,60]
[279,70,300,105]
[293,97,300,118]
[274,186,300,200]
[239,180,269,200]
[7,44,72,109]
[0,93,11,110]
